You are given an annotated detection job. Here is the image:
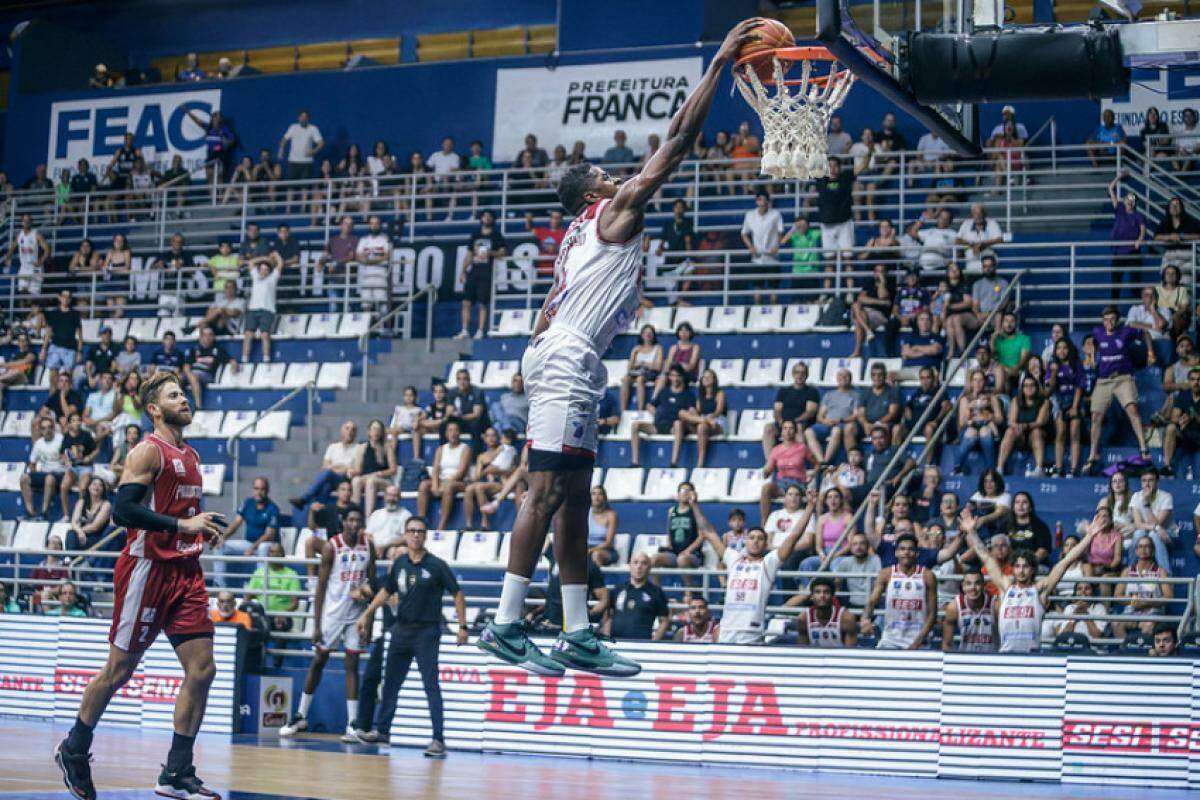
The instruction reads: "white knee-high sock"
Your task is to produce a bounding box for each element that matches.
[561,584,590,634]
[495,572,531,624]
[298,692,313,717]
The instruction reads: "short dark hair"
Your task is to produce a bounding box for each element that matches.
[406,515,428,529]
[1153,622,1177,639]
[689,595,709,607]
[809,576,835,593]
[557,162,595,215]
[895,533,919,550]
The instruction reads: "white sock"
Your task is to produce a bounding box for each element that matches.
[561,584,590,634]
[346,699,358,725]
[298,692,313,718]
[495,572,531,624]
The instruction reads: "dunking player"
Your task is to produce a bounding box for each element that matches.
[55,372,227,800]
[477,20,762,676]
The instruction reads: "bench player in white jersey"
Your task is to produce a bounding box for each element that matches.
[5,213,47,294]
[281,509,376,739]
[693,489,816,643]
[673,595,719,643]
[797,577,857,646]
[941,570,997,652]
[861,535,938,649]
[478,19,763,677]
[960,506,1098,653]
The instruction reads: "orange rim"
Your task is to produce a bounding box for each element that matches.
[735,46,849,88]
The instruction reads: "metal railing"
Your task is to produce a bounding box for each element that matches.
[227,381,315,509]
[359,285,436,401]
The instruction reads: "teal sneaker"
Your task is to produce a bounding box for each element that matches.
[550,628,642,677]
[477,620,565,676]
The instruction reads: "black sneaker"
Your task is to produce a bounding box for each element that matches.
[54,739,96,800]
[1160,465,1175,478]
[155,763,221,799]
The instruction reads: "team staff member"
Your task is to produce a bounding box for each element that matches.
[354,516,467,759]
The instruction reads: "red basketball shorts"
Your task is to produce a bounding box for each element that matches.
[108,555,213,653]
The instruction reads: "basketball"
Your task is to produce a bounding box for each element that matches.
[737,18,796,81]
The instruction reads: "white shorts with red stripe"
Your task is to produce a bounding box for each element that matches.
[317,613,364,653]
[521,325,605,460]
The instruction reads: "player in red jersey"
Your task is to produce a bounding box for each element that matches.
[55,371,227,800]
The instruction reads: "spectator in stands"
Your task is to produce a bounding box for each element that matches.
[679,368,726,467]
[1163,367,1200,479]
[351,419,397,518]
[209,591,251,630]
[1083,509,1124,592]
[415,381,451,446]
[913,130,954,184]
[987,119,1027,187]
[1156,266,1193,343]
[67,237,100,274]
[916,209,956,273]
[278,110,324,212]
[1129,468,1176,572]
[526,209,566,279]
[941,262,976,360]
[416,420,471,530]
[196,281,244,338]
[632,364,694,467]
[805,367,860,464]
[461,427,517,528]
[739,190,783,303]
[426,137,461,219]
[798,576,858,646]
[242,255,283,365]
[183,326,230,410]
[813,156,861,266]
[1173,107,1199,172]
[605,553,670,641]
[861,534,937,648]
[955,204,1003,274]
[952,369,1002,475]
[826,115,853,156]
[759,420,820,523]
[0,330,35,406]
[40,371,82,429]
[516,133,549,168]
[20,416,64,520]
[40,289,82,388]
[730,120,762,181]
[620,324,663,412]
[0,581,18,613]
[153,233,195,314]
[649,481,703,581]
[291,420,361,509]
[849,263,892,358]
[991,311,1032,393]
[586,485,619,567]
[855,362,901,440]
[66,474,111,553]
[824,446,866,505]
[489,373,528,438]
[214,477,281,588]
[1128,283,1173,342]
[1107,174,1147,301]
[320,216,358,311]
[270,223,300,273]
[149,330,184,377]
[874,111,908,173]
[801,486,855,569]
[781,216,823,295]
[1113,535,1172,638]
[602,129,634,166]
[828,530,881,607]
[530,543,609,634]
[895,267,931,329]
[1155,199,1199,276]
[455,210,506,340]
[82,370,117,444]
[56,582,87,618]
[246,541,301,633]
[761,361,819,460]
[447,367,489,439]
[762,481,811,555]
[354,215,392,314]
[59,412,97,517]
[1087,109,1127,166]
[96,423,140,487]
[971,254,1009,326]
[176,53,205,82]
[848,128,881,221]
[388,385,423,462]
[971,468,1013,540]
[1002,491,1052,567]
[112,335,140,382]
[366,484,410,559]
[1084,306,1152,474]
[1150,622,1178,657]
[111,372,144,436]
[672,595,718,643]
[897,367,951,454]
[1046,336,1087,476]
[863,422,916,497]
[909,465,944,522]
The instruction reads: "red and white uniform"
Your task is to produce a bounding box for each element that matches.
[955,593,997,653]
[718,549,781,644]
[524,199,642,457]
[680,620,718,643]
[109,433,211,653]
[317,533,372,653]
[804,606,845,647]
[878,565,927,649]
[997,583,1044,653]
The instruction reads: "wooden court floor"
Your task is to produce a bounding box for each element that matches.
[0,719,1166,800]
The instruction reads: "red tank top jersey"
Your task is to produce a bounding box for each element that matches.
[123,433,205,561]
[681,620,717,643]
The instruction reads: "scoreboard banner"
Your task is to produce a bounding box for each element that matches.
[0,616,237,735]
[389,638,1200,788]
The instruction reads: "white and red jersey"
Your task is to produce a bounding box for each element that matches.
[17,229,39,269]
[718,549,781,643]
[998,583,1044,653]
[123,433,204,561]
[878,565,927,649]
[956,593,997,652]
[681,620,718,643]
[543,199,643,356]
[804,606,845,647]
[321,533,372,625]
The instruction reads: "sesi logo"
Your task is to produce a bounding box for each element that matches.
[47,89,220,179]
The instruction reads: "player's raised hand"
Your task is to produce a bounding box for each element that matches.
[715,18,765,64]
[179,512,227,545]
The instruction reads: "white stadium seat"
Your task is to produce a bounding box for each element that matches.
[0,462,24,492]
[305,313,341,339]
[274,314,310,339]
[602,359,628,388]
[705,306,745,334]
[254,411,291,439]
[603,468,644,501]
[733,409,773,441]
[726,468,767,502]
[820,357,863,387]
[591,469,604,488]
[200,464,226,495]
[283,362,319,388]
[13,521,50,551]
[1,411,34,438]
[49,521,72,547]
[291,528,316,558]
[493,308,535,336]
[35,367,51,389]
[337,312,372,338]
[0,520,14,548]
[746,305,784,333]
[949,368,967,387]
[183,410,224,439]
[613,410,649,439]
[214,363,256,388]
[784,357,824,383]
[279,527,299,556]
[690,467,731,500]
[672,306,709,332]
[639,467,686,501]
[424,530,460,561]
[317,362,352,390]
[632,534,667,559]
[155,317,188,341]
[499,532,551,570]
[740,358,783,387]
[126,317,159,342]
[639,305,675,333]
[219,411,259,439]
[612,533,632,566]
[481,360,519,390]
[781,304,820,333]
[446,360,484,386]
[709,358,744,387]
[455,530,501,565]
[251,363,288,389]
[863,357,903,385]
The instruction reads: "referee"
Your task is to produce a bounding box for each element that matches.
[354,515,467,759]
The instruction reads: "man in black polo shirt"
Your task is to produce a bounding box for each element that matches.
[66,159,97,222]
[813,156,863,265]
[657,199,695,289]
[761,360,819,459]
[455,210,507,340]
[40,289,82,387]
[40,371,82,427]
[270,223,300,271]
[150,331,185,376]
[82,325,117,391]
[606,552,670,640]
[183,326,231,410]
[353,516,467,758]
[1163,367,1200,478]
[154,233,196,308]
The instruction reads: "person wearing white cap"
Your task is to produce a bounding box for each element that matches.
[989,105,1028,140]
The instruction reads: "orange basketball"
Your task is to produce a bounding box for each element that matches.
[737,19,796,81]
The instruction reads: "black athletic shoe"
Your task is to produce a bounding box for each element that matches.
[155,763,221,799]
[1160,465,1175,478]
[55,739,97,800]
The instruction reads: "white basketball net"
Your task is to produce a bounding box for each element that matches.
[734,56,856,180]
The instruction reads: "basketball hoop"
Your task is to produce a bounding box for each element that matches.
[733,46,856,180]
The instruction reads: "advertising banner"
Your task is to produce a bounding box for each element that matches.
[1101,67,1200,137]
[493,57,704,163]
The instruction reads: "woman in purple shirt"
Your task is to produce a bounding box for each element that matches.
[1108,175,1146,302]
[1085,306,1153,475]
[1047,337,1086,476]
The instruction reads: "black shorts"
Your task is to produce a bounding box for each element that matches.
[463,265,492,305]
[285,162,312,181]
[654,420,675,434]
[528,447,595,473]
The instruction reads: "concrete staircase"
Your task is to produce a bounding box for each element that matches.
[223,335,466,515]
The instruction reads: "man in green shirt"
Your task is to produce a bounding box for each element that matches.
[783,217,822,274]
[990,310,1031,392]
[246,542,301,632]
